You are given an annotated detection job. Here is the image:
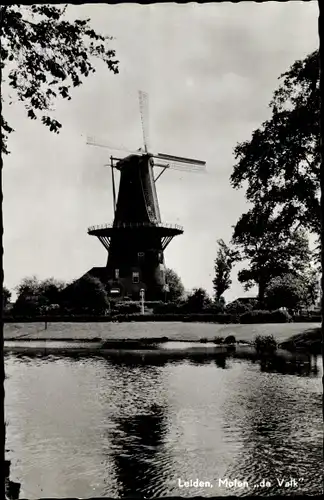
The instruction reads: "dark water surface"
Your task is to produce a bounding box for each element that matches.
[5,353,323,498]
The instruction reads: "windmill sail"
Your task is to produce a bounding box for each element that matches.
[146,158,161,222]
[154,159,206,173]
[156,152,206,166]
[139,90,150,152]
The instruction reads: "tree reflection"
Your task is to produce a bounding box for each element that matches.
[214,354,227,369]
[223,361,323,495]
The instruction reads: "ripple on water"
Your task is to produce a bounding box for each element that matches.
[4,353,323,498]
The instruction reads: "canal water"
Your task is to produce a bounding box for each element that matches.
[4,353,323,498]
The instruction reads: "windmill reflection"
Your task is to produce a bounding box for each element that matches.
[110,404,167,498]
[103,359,170,498]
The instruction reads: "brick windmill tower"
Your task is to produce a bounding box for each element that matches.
[86,91,206,301]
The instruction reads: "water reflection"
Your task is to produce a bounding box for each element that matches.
[109,404,167,497]
[10,350,320,377]
[214,354,227,369]
[94,360,172,498]
[223,361,323,496]
[4,353,323,498]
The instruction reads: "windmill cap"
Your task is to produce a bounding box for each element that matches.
[115,153,153,170]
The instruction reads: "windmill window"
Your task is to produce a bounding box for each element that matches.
[115,269,119,279]
[132,272,140,284]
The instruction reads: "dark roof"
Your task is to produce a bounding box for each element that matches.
[229,297,258,304]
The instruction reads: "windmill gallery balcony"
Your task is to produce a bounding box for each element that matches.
[88,221,184,235]
[88,221,184,252]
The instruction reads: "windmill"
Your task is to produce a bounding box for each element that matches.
[85,91,206,301]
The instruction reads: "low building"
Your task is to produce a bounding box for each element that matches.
[227,297,258,307]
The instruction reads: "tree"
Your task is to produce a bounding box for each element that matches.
[302,268,320,308]
[61,273,109,314]
[232,207,312,303]
[1,4,119,154]
[212,239,239,301]
[165,268,185,302]
[185,287,212,313]
[217,295,226,310]
[39,277,66,306]
[265,271,319,312]
[13,276,67,315]
[230,50,320,238]
[2,286,11,309]
[13,276,43,315]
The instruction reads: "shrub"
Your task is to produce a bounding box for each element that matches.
[254,334,278,354]
[112,302,141,314]
[214,336,224,344]
[203,301,226,314]
[153,301,186,314]
[184,313,240,324]
[182,313,239,323]
[214,313,240,324]
[240,309,291,324]
[39,304,61,316]
[224,335,236,344]
[144,301,164,308]
[293,314,321,323]
[271,309,292,322]
[185,288,212,313]
[226,300,254,315]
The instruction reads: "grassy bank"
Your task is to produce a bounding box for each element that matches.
[4,321,321,344]
[280,327,322,354]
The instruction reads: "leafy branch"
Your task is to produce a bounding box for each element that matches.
[1,4,119,153]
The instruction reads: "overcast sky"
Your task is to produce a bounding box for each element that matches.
[3,2,319,301]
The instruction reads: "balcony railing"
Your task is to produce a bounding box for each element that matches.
[88,221,184,233]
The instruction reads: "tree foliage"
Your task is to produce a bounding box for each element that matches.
[212,239,239,300]
[1,4,119,153]
[165,268,185,302]
[254,334,278,355]
[13,276,66,315]
[40,277,66,305]
[230,50,320,236]
[61,273,109,314]
[13,276,45,315]
[232,206,312,302]
[265,271,319,311]
[2,286,11,309]
[185,287,212,313]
